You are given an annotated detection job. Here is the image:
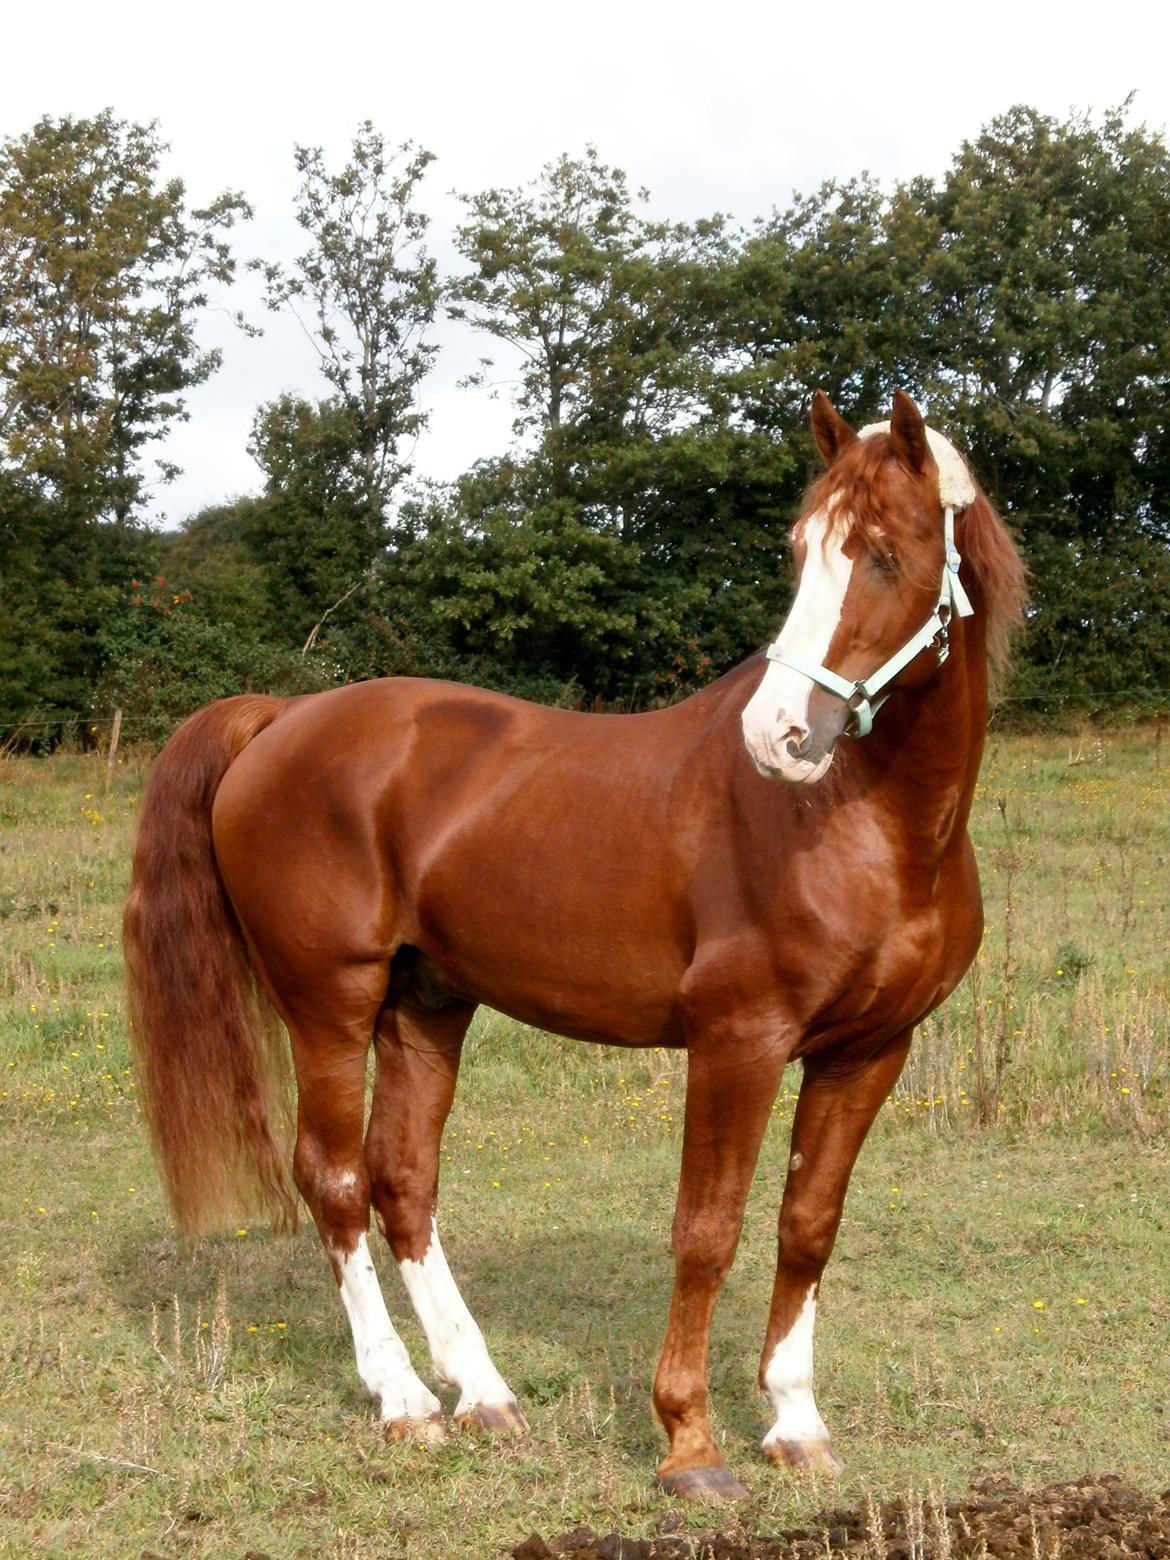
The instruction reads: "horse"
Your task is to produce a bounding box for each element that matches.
[123,390,1026,1499]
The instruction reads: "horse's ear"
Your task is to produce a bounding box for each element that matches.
[810,391,857,465]
[889,389,930,476]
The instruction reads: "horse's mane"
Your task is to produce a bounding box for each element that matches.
[797,432,1028,691]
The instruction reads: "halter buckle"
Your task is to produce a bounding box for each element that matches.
[933,611,952,665]
[845,690,874,739]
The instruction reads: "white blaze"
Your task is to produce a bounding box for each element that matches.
[761,1285,832,1451]
[336,1234,442,1422]
[399,1218,517,1416]
[741,510,853,783]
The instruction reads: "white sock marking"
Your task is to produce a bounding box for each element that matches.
[399,1218,516,1415]
[336,1234,441,1422]
[742,510,853,783]
[761,1285,832,1451]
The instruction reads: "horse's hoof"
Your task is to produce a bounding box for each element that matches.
[455,1399,530,1436]
[655,1465,750,1501]
[384,1411,446,1445]
[763,1437,844,1474]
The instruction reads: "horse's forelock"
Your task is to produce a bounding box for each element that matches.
[798,434,927,577]
[858,420,978,510]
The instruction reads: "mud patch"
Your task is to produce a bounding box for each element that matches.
[508,1473,1170,1558]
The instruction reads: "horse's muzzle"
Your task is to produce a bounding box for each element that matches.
[744,730,836,785]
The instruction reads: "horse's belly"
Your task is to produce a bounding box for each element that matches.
[411,888,688,1049]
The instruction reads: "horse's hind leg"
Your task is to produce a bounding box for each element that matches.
[282,982,444,1439]
[366,996,527,1434]
[759,1028,912,1472]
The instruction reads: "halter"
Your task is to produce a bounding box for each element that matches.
[765,504,974,738]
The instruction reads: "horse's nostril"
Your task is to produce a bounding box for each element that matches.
[787,732,813,760]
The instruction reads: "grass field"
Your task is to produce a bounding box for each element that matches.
[1,726,1167,1558]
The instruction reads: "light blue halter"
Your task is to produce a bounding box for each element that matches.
[765,505,975,738]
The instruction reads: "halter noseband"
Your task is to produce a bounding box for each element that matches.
[764,505,975,738]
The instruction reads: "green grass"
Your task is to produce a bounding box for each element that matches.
[1,731,1167,1557]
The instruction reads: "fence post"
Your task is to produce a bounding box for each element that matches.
[105,708,123,792]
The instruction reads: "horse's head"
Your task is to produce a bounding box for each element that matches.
[742,389,978,785]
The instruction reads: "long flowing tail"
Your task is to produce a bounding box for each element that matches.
[123,695,299,1235]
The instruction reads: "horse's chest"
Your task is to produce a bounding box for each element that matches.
[796,879,976,1050]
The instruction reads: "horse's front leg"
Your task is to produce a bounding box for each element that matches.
[653,1037,787,1500]
[760,1028,912,1472]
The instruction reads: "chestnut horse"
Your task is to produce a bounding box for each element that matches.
[124,391,1025,1498]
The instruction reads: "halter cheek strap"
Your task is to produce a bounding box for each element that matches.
[765,506,975,738]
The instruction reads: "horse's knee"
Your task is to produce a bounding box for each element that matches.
[778,1200,837,1273]
[671,1209,737,1286]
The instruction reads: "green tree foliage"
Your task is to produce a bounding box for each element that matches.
[96,561,332,741]
[245,396,377,650]
[0,110,250,737]
[903,102,1170,706]
[391,460,697,703]
[0,110,251,525]
[444,149,799,695]
[254,126,438,540]
[712,104,1170,711]
[730,175,925,436]
[4,104,1169,741]
[0,470,149,734]
[242,126,441,682]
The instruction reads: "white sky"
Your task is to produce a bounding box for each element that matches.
[5,0,1169,527]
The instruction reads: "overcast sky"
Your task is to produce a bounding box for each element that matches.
[5,0,1170,527]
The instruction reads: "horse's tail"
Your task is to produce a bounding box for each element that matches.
[123,695,299,1236]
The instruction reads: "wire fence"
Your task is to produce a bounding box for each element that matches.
[2,686,1169,755]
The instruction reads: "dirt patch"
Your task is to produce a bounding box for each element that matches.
[508,1474,1170,1558]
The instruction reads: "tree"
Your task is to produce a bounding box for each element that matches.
[447,150,801,696]
[451,149,654,451]
[392,458,697,702]
[245,395,377,647]
[905,101,1170,708]
[451,149,740,498]
[254,125,438,547]
[0,466,154,731]
[0,110,251,524]
[729,175,928,437]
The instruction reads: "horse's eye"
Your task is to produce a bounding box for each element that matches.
[869,549,897,576]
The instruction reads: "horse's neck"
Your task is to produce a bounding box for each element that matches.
[862,618,988,853]
[715,628,988,862]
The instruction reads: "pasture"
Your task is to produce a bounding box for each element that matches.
[1,726,1167,1558]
